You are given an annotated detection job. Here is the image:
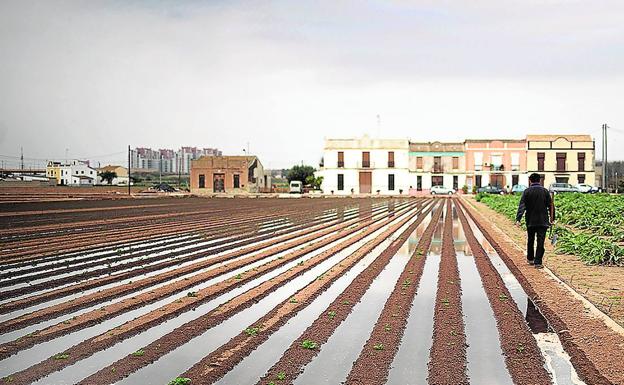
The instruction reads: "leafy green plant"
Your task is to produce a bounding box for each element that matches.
[373,343,384,351]
[53,353,69,360]
[276,372,286,380]
[131,349,145,357]
[289,297,298,303]
[327,311,336,320]
[301,339,317,349]
[187,291,198,298]
[168,378,191,385]
[244,327,260,336]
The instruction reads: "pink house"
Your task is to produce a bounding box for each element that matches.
[464,139,528,190]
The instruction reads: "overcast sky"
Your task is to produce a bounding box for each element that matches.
[1,0,623,169]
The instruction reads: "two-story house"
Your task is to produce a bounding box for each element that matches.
[526,135,595,186]
[318,135,410,195]
[408,141,466,192]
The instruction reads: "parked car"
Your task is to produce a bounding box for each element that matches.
[289,180,303,193]
[430,185,455,195]
[549,183,580,194]
[575,184,599,193]
[477,185,505,194]
[511,184,527,194]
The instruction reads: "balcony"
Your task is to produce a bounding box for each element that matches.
[432,165,444,173]
[337,161,344,168]
[388,161,395,168]
[491,164,505,172]
[356,161,374,168]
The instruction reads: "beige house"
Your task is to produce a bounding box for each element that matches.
[408,141,466,192]
[526,135,595,186]
[97,165,129,185]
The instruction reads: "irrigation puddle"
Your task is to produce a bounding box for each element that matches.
[22,206,418,384]
[0,220,367,376]
[462,208,586,385]
[113,210,422,385]
[215,208,432,385]
[292,218,421,385]
[386,253,440,385]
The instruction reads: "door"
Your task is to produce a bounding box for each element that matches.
[432,175,443,187]
[491,174,505,188]
[362,152,370,168]
[512,175,519,186]
[213,173,225,192]
[198,174,205,189]
[359,172,372,193]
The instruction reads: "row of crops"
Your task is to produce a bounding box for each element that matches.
[475,193,624,265]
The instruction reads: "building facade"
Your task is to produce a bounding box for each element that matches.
[190,155,268,194]
[464,139,528,190]
[526,135,595,186]
[96,165,129,185]
[408,141,466,192]
[318,136,410,195]
[130,146,222,173]
[46,160,97,186]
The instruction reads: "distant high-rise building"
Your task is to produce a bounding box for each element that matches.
[130,146,222,173]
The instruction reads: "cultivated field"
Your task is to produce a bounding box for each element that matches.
[1,197,623,385]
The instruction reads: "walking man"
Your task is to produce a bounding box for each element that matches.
[515,173,555,268]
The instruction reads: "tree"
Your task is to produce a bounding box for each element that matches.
[286,165,316,184]
[305,175,324,190]
[99,170,117,185]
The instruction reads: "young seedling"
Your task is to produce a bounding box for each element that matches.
[53,353,69,360]
[402,278,412,288]
[373,343,384,351]
[132,349,145,357]
[244,327,260,336]
[384,324,391,332]
[342,300,350,305]
[441,298,450,306]
[289,297,298,303]
[327,311,336,320]
[276,372,286,380]
[168,378,191,385]
[516,343,525,353]
[450,330,458,336]
[498,294,509,302]
[301,339,317,349]
[187,291,198,298]
[235,273,242,279]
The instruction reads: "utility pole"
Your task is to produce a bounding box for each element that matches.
[178,154,181,189]
[127,145,131,196]
[601,124,606,191]
[20,147,24,170]
[159,154,162,184]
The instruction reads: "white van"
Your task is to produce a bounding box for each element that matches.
[289,180,303,193]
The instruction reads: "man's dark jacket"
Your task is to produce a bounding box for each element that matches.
[516,183,553,227]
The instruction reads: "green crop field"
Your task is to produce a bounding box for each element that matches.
[476,193,624,265]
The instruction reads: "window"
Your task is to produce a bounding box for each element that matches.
[475,175,482,188]
[337,174,344,191]
[433,157,442,173]
[578,174,585,184]
[537,152,545,172]
[337,151,344,168]
[453,175,458,190]
[362,152,370,168]
[556,153,566,172]
[452,157,459,170]
[511,153,520,171]
[388,174,395,190]
[417,175,422,191]
[474,152,483,171]
[491,154,503,171]
[198,174,205,188]
[233,174,240,188]
[578,152,585,171]
[388,152,395,168]
[416,157,423,169]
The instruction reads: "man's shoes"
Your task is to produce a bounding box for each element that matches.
[527,260,535,265]
[534,264,544,269]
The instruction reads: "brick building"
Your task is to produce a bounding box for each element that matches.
[190,155,268,194]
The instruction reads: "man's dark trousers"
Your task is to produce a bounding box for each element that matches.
[527,226,548,264]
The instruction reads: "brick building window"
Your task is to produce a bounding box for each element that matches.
[338,151,344,168]
[388,151,395,168]
[337,174,344,191]
[453,175,458,190]
[416,157,423,169]
[198,174,205,188]
[537,152,545,172]
[578,174,585,184]
[417,175,422,191]
[452,157,459,170]
[233,174,240,188]
[388,174,395,190]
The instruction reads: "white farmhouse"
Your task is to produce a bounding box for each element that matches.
[317,135,410,195]
[53,160,97,186]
